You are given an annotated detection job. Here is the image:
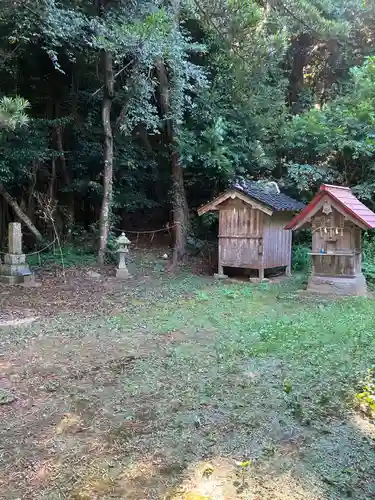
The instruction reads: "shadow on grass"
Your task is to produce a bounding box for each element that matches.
[1,274,374,499]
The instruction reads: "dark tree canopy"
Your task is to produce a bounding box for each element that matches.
[0,0,375,257]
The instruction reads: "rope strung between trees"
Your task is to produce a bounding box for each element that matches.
[25,237,59,256]
[0,237,58,256]
[113,221,180,234]
[0,222,180,257]
[113,222,181,247]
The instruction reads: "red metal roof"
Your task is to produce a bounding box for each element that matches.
[285,184,375,230]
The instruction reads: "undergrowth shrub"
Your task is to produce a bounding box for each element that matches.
[355,367,375,417]
[362,232,375,283]
[292,244,311,272]
[27,245,96,268]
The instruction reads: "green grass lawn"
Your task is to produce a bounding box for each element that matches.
[1,273,374,499]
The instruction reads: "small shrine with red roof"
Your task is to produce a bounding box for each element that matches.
[285,184,375,296]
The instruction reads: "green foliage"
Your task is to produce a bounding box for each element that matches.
[355,367,375,417]
[0,119,52,183]
[283,379,293,394]
[27,245,96,268]
[189,212,217,239]
[181,2,288,185]
[292,244,311,272]
[284,56,375,199]
[1,0,375,252]
[0,96,29,130]
[0,389,15,405]
[361,231,375,283]
[234,458,252,494]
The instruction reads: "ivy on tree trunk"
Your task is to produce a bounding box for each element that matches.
[171,151,189,265]
[98,31,114,265]
[155,54,189,269]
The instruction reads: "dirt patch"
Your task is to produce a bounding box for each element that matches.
[0,265,137,322]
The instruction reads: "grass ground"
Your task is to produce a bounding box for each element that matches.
[0,258,375,499]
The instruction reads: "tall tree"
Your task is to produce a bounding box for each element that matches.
[97,0,115,265]
[0,0,375,254]
[156,0,194,265]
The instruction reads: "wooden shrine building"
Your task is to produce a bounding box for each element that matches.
[198,179,305,279]
[285,184,375,296]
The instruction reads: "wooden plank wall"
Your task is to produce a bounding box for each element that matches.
[312,207,362,253]
[262,212,292,268]
[218,199,263,268]
[311,254,358,277]
[311,206,363,277]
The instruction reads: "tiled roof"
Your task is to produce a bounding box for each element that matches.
[233,179,305,212]
[285,184,375,230]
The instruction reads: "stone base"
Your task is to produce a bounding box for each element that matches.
[0,275,25,285]
[214,273,228,280]
[0,254,33,285]
[0,274,35,285]
[307,274,367,297]
[0,263,31,276]
[116,268,131,280]
[4,253,25,265]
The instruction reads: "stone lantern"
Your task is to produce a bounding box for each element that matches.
[116,232,131,279]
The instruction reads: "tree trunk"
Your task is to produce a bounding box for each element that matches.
[49,157,56,200]
[98,50,114,265]
[0,183,43,242]
[27,160,38,221]
[170,151,188,266]
[155,58,188,267]
[154,0,188,266]
[287,33,311,114]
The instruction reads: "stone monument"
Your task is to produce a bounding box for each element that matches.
[0,222,33,284]
[116,232,131,279]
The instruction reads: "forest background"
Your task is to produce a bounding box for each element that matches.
[1,0,375,270]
